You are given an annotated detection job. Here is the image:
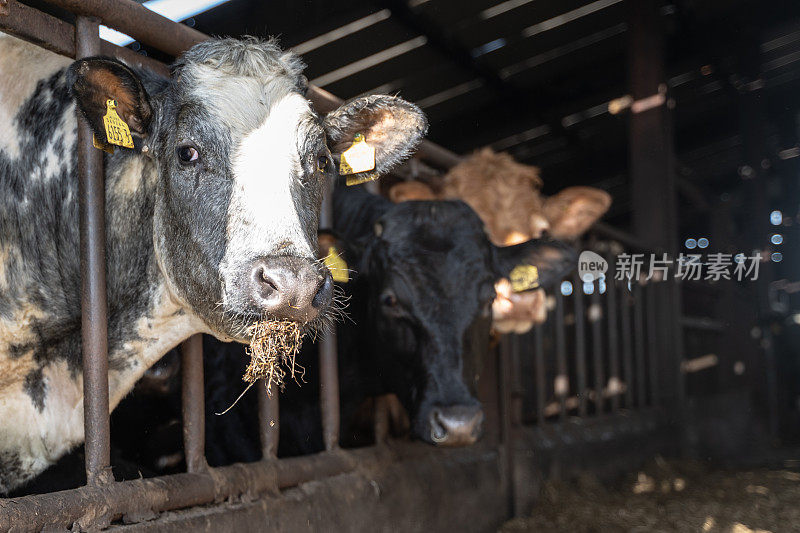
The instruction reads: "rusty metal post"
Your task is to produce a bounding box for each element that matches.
[319,178,340,450]
[181,334,207,473]
[258,380,280,459]
[645,285,659,406]
[620,283,635,409]
[498,336,515,517]
[554,291,568,419]
[319,330,340,450]
[533,324,546,424]
[76,15,112,487]
[590,289,606,414]
[633,282,647,407]
[628,0,682,418]
[606,269,621,412]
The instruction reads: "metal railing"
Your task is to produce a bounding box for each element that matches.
[0,1,681,529]
[519,262,662,425]
[505,232,681,440]
[0,1,465,528]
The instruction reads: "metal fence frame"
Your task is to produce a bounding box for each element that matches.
[0,2,471,528]
[0,1,683,530]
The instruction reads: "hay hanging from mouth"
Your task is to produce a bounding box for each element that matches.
[243,319,303,393]
[215,319,304,416]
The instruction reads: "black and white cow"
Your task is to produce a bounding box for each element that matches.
[0,33,426,493]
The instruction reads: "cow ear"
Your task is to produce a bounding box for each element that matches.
[388,181,438,203]
[318,230,354,282]
[543,186,611,239]
[317,230,352,263]
[493,238,576,289]
[324,95,428,181]
[68,57,153,140]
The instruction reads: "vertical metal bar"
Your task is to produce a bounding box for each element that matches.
[629,0,681,416]
[606,271,621,413]
[633,283,647,407]
[258,379,280,459]
[554,291,568,419]
[573,275,588,417]
[645,283,659,406]
[590,288,605,414]
[76,16,112,487]
[620,283,635,409]
[319,178,340,450]
[533,323,546,424]
[181,334,206,473]
[498,336,516,517]
[509,335,524,426]
[319,333,340,451]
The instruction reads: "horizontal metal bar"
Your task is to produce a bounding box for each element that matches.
[0,450,364,530]
[0,0,74,55]
[0,1,170,76]
[43,0,206,57]
[37,0,464,169]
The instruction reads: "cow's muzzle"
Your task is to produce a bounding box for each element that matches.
[427,404,484,447]
[247,256,332,323]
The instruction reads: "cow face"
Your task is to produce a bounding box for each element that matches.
[352,200,575,446]
[388,149,611,334]
[68,38,426,341]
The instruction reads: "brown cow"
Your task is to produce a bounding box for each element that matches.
[390,147,611,333]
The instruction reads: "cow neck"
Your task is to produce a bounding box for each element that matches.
[102,151,206,410]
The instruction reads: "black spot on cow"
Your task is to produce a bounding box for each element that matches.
[24,368,46,412]
[0,451,24,494]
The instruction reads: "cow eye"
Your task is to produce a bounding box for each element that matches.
[316,154,330,173]
[380,291,397,308]
[177,144,199,164]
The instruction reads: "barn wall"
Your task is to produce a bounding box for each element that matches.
[118,446,508,532]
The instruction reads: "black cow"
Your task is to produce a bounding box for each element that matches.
[189,181,576,463]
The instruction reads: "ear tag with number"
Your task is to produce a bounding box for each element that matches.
[340,133,376,185]
[509,265,540,293]
[323,245,349,283]
[102,99,134,149]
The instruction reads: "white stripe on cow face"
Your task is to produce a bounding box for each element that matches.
[220,92,316,307]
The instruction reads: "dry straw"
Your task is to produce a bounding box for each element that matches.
[215,319,304,415]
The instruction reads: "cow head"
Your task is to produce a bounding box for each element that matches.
[389,148,610,333]
[340,193,575,446]
[68,38,426,341]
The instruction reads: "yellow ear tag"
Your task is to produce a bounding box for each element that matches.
[102,99,134,149]
[92,134,115,154]
[323,245,349,283]
[509,265,540,293]
[340,133,376,185]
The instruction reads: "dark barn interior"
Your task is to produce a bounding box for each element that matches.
[2,0,800,531]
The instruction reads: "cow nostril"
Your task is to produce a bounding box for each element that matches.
[256,266,278,292]
[472,417,483,439]
[312,274,333,309]
[430,409,448,443]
